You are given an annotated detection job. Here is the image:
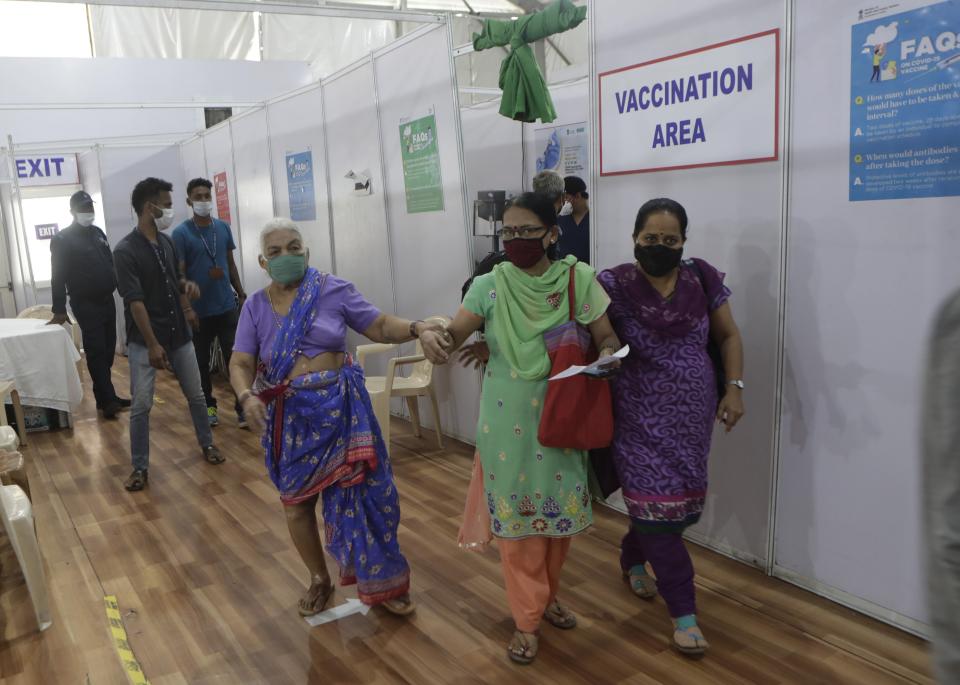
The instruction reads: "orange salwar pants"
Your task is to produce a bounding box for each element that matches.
[498,536,572,632]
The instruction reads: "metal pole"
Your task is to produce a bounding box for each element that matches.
[6,136,37,308]
[370,55,400,316]
[766,0,797,577]
[318,83,338,275]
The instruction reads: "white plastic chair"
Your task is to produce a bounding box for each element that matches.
[0,380,27,448]
[0,484,51,631]
[18,304,84,380]
[0,450,30,501]
[357,316,449,451]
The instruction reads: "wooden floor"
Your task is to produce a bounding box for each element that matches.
[0,368,932,685]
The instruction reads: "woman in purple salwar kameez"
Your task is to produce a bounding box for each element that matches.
[598,198,745,658]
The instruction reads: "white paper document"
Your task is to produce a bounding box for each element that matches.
[548,345,630,381]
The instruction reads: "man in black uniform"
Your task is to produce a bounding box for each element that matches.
[49,191,129,419]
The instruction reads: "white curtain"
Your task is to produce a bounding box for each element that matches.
[261,15,396,79]
[89,7,259,60]
[0,1,90,58]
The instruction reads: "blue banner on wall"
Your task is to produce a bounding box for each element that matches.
[850,1,960,201]
[286,151,316,221]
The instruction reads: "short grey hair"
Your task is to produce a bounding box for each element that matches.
[532,170,565,202]
[260,218,303,254]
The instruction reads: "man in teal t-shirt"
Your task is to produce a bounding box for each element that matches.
[172,178,247,428]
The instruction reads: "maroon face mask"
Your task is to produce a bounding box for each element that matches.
[504,236,547,268]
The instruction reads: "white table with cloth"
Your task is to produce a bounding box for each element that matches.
[0,319,83,418]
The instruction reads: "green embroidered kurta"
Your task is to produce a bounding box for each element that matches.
[463,258,610,539]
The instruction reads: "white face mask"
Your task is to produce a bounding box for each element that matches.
[559,201,574,217]
[192,201,213,218]
[153,206,176,231]
[76,212,96,227]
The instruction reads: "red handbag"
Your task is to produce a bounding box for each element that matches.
[537,267,614,450]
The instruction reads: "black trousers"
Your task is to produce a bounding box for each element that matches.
[72,296,118,408]
[193,308,240,411]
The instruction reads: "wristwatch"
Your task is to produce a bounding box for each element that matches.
[728,380,745,389]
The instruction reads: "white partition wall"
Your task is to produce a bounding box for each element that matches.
[230,110,275,293]
[591,0,787,567]
[322,61,395,321]
[180,137,207,189]
[98,144,185,349]
[771,0,955,632]
[460,98,523,261]
[98,145,186,246]
[267,88,334,275]
[202,125,240,266]
[373,24,478,442]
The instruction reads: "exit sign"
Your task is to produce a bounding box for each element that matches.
[35,223,59,240]
[15,154,79,187]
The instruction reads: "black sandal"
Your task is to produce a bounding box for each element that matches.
[124,469,148,492]
[203,445,225,464]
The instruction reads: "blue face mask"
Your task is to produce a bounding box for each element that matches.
[267,253,307,284]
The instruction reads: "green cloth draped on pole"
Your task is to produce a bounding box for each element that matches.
[472,0,587,124]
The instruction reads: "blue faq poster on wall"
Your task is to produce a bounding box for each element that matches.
[850,1,960,201]
[286,151,316,221]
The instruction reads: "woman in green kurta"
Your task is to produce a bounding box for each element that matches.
[423,193,620,665]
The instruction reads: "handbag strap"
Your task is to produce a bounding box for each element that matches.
[567,265,576,322]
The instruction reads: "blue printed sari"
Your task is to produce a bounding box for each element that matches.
[253,268,410,605]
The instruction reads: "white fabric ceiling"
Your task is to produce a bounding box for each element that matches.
[0,0,582,83]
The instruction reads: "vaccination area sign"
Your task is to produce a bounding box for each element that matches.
[286,151,316,221]
[399,112,444,214]
[850,1,960,201]
[14,154,79,187]
[599,30,779,175]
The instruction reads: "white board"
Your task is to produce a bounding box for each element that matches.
[267,88,335,275]
[373,24,479,443]
[322,62,395,325]
[773,0,960,629]
[202,125,240,270]
[592,0,786,567]
[230,110,275,292]
[180,137,207,188]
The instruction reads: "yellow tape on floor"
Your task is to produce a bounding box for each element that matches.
[104,595,150,685]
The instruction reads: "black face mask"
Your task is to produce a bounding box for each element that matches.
[635,244,683,277]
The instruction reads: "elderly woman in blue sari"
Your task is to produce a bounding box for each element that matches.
[229,218,449,617]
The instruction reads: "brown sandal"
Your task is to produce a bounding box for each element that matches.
[298,578,334,617]
[507,630,539,665]
[623,566,658,600]
[673,625,710,657]
[542,601,577,630]
[381,594,416,616]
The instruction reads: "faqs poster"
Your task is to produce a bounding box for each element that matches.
[850,1,960,200]
[286,151,316,222]
[399,112,444,214]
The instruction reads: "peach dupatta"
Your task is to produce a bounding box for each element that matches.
[457,452,493,550]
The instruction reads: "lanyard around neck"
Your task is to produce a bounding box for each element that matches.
[190,219,217,261]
